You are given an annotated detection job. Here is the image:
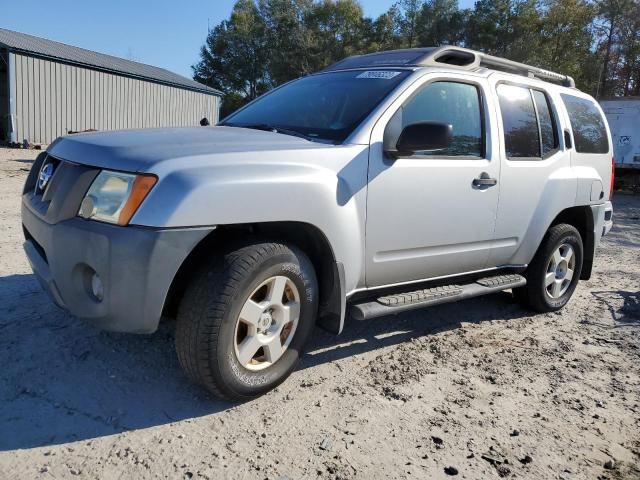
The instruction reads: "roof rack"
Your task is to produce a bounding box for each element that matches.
[324,46,576,88]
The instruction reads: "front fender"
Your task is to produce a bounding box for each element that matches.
[132,147,369,293]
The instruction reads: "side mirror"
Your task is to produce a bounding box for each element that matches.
[387,122,453,158]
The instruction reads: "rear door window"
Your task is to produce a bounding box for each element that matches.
[561,94,609,154]
[497,84,559,159]
[497,84,540,158]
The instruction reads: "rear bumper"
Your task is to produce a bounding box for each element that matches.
[22,199,214,333]
[602,201,613,237]
[588,200,613,252]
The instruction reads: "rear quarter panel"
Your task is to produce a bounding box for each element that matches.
[561,91,613,201]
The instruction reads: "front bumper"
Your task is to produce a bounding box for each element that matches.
[22,199,214,333]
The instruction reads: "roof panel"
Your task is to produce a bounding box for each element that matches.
[0,28,221,95]
[325,48,436,71]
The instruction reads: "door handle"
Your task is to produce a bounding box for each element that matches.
[472,172,497,187]
[564,129,573,149]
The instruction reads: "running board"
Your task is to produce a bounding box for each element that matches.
[350,274,526,321]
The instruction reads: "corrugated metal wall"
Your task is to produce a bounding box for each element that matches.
[0,51,7,141]
[11,53,220,144]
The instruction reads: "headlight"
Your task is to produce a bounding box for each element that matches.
[78,170,157,225]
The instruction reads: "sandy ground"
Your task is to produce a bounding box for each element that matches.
[0,147,638,480]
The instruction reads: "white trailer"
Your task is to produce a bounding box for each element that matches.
[600,97,640,191]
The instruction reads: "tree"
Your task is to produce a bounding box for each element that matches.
[537,0,596,93]
[193,0,638,117]
[464,0,541,61]
[616,1,640,95]
[417,0,464,47]
[394,0,424,47]
[258,0,315,84]
[593,0,634,97]
[362,7,402,51]
[304,0,367,70]
[193,0,271,102]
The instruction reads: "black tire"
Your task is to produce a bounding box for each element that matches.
[176,242,318,401]
[513,224,583,312]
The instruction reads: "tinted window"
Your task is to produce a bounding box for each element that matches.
[533,90,557,156]
[561,94,609,153]
[497,84,540,158]
[223,70,410,143]
[401,81,483,156]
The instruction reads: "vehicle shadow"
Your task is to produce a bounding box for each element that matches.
[301,290,526,370]
[0,273,233,451]
[0,272,526,451]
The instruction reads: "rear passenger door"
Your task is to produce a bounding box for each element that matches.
[488,77,575,267]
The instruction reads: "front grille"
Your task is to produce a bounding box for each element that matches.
[23,152,47,194]
[23,155,100,225]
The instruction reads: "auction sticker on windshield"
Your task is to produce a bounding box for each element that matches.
[356,71,402,79]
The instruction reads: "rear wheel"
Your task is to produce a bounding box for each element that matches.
[513,224,583,312]
[175,242,318,401]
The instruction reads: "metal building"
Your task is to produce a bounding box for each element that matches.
[0,28,221,145]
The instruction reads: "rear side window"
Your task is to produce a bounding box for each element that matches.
[497,84,559,159]
[561,94,609,154]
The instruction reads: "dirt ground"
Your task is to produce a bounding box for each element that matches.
[0,147,638,480]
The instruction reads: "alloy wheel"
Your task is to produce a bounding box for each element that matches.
[233,276,301,371]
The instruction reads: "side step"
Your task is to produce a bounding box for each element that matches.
[350,274,526,321]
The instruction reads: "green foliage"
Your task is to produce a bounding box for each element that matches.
[417,0,467,47]
[303,0,368,72]
[616,1,640,95]
[193,0,640,115]
[193,0,272,98]
[592,0,640,96]
[220,92,250,118]
[536,0,597,92]
[464,0,542,61]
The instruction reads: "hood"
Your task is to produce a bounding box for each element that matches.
[47,126,332,172]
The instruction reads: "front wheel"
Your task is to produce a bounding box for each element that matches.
[176,242,318,401]
[513,224,583,312]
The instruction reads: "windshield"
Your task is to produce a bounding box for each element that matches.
[222,70,411,143]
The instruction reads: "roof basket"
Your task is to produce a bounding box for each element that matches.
[324,46,576,88]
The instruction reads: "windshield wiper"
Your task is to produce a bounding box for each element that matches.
[227,123,314,142]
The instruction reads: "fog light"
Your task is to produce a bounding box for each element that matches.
[91,272,104,302]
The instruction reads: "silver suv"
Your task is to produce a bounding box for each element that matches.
[22,47,614,400]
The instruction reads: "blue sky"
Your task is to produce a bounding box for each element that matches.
[1,0,475,79]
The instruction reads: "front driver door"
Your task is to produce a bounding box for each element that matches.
[365,75,501,287]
